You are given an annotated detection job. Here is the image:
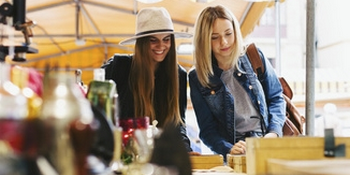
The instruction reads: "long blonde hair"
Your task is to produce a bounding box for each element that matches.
[193,5,244,87]
[129,35,182,127]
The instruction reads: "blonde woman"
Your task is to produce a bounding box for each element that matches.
[189,5,285,157]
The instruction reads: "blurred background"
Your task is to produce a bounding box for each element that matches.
[1,0,350,154]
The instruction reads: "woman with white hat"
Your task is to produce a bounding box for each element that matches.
[102,7,194,152]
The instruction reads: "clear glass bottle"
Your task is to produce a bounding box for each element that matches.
[40,71,94,175]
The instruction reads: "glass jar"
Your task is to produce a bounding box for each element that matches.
[119,117,150,147]
[118,117,149,165]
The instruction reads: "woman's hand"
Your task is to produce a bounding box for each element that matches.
[264,132,278,138]
[230,140,246,155]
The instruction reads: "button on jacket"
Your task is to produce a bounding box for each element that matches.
[189,49,285,157]
[102,54,192,151]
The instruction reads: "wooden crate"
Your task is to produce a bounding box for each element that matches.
[267,158,350,175]
[190,154,224,169]
[227,154,246,173]
[245,137,350,175]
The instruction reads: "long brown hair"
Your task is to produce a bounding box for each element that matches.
[129,34,182,127]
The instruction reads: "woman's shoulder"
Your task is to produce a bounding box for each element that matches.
[177,64,187,75]
[102,54,132,68]
[188,67,200,82]
[188,67,197,77]
[102,54,133,81]
[111,54,133,64]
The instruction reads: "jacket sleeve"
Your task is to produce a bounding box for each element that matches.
[101,54,132,84]
[101,55,116,80]
[178,65,192,152]
[258,49,286,136]
[188,70,233,156]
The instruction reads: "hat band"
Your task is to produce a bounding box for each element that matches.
[136,29,174,36]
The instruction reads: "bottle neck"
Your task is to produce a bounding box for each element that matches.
[11,66,29,89]
[0,63,10,84]
[93,68,105,81]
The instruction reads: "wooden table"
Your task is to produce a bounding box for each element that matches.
[192,166,247,175]
[193,171,246,175]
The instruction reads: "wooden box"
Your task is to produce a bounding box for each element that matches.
[267,158,350,175]
[227,154,246,173]
[190,154,224,169]
[245,137,350,175]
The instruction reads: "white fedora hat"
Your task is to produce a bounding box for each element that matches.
[119,7,192,45]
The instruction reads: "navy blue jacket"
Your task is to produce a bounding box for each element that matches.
[189,49,285,157]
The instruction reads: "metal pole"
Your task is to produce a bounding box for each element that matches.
[275,0,281,75]
[305,0,316,136]
[75,0,81,40]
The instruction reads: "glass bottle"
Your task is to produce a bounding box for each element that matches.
[11,66,42,120]
[10,65,46,174]
[0,63,27,154]
[110,92,124,174]
[86,68,116,126]
[75,69,88,94]
[40,71,95,175]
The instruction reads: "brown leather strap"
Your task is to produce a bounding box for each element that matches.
[246,43,265,75]
[279,77,293,100]
[246,43,294,100]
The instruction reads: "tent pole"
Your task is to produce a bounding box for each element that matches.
[305,0,316,136]
[75,0,81,41]
[275,0,281,76]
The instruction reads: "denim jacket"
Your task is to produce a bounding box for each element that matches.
[189,49,285,156]
[102,54,192,151]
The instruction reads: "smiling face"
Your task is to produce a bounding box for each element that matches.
[148,34,172,65]
[211,18,235,61]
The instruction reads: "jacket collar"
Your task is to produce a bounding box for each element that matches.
[211,54,247,77]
